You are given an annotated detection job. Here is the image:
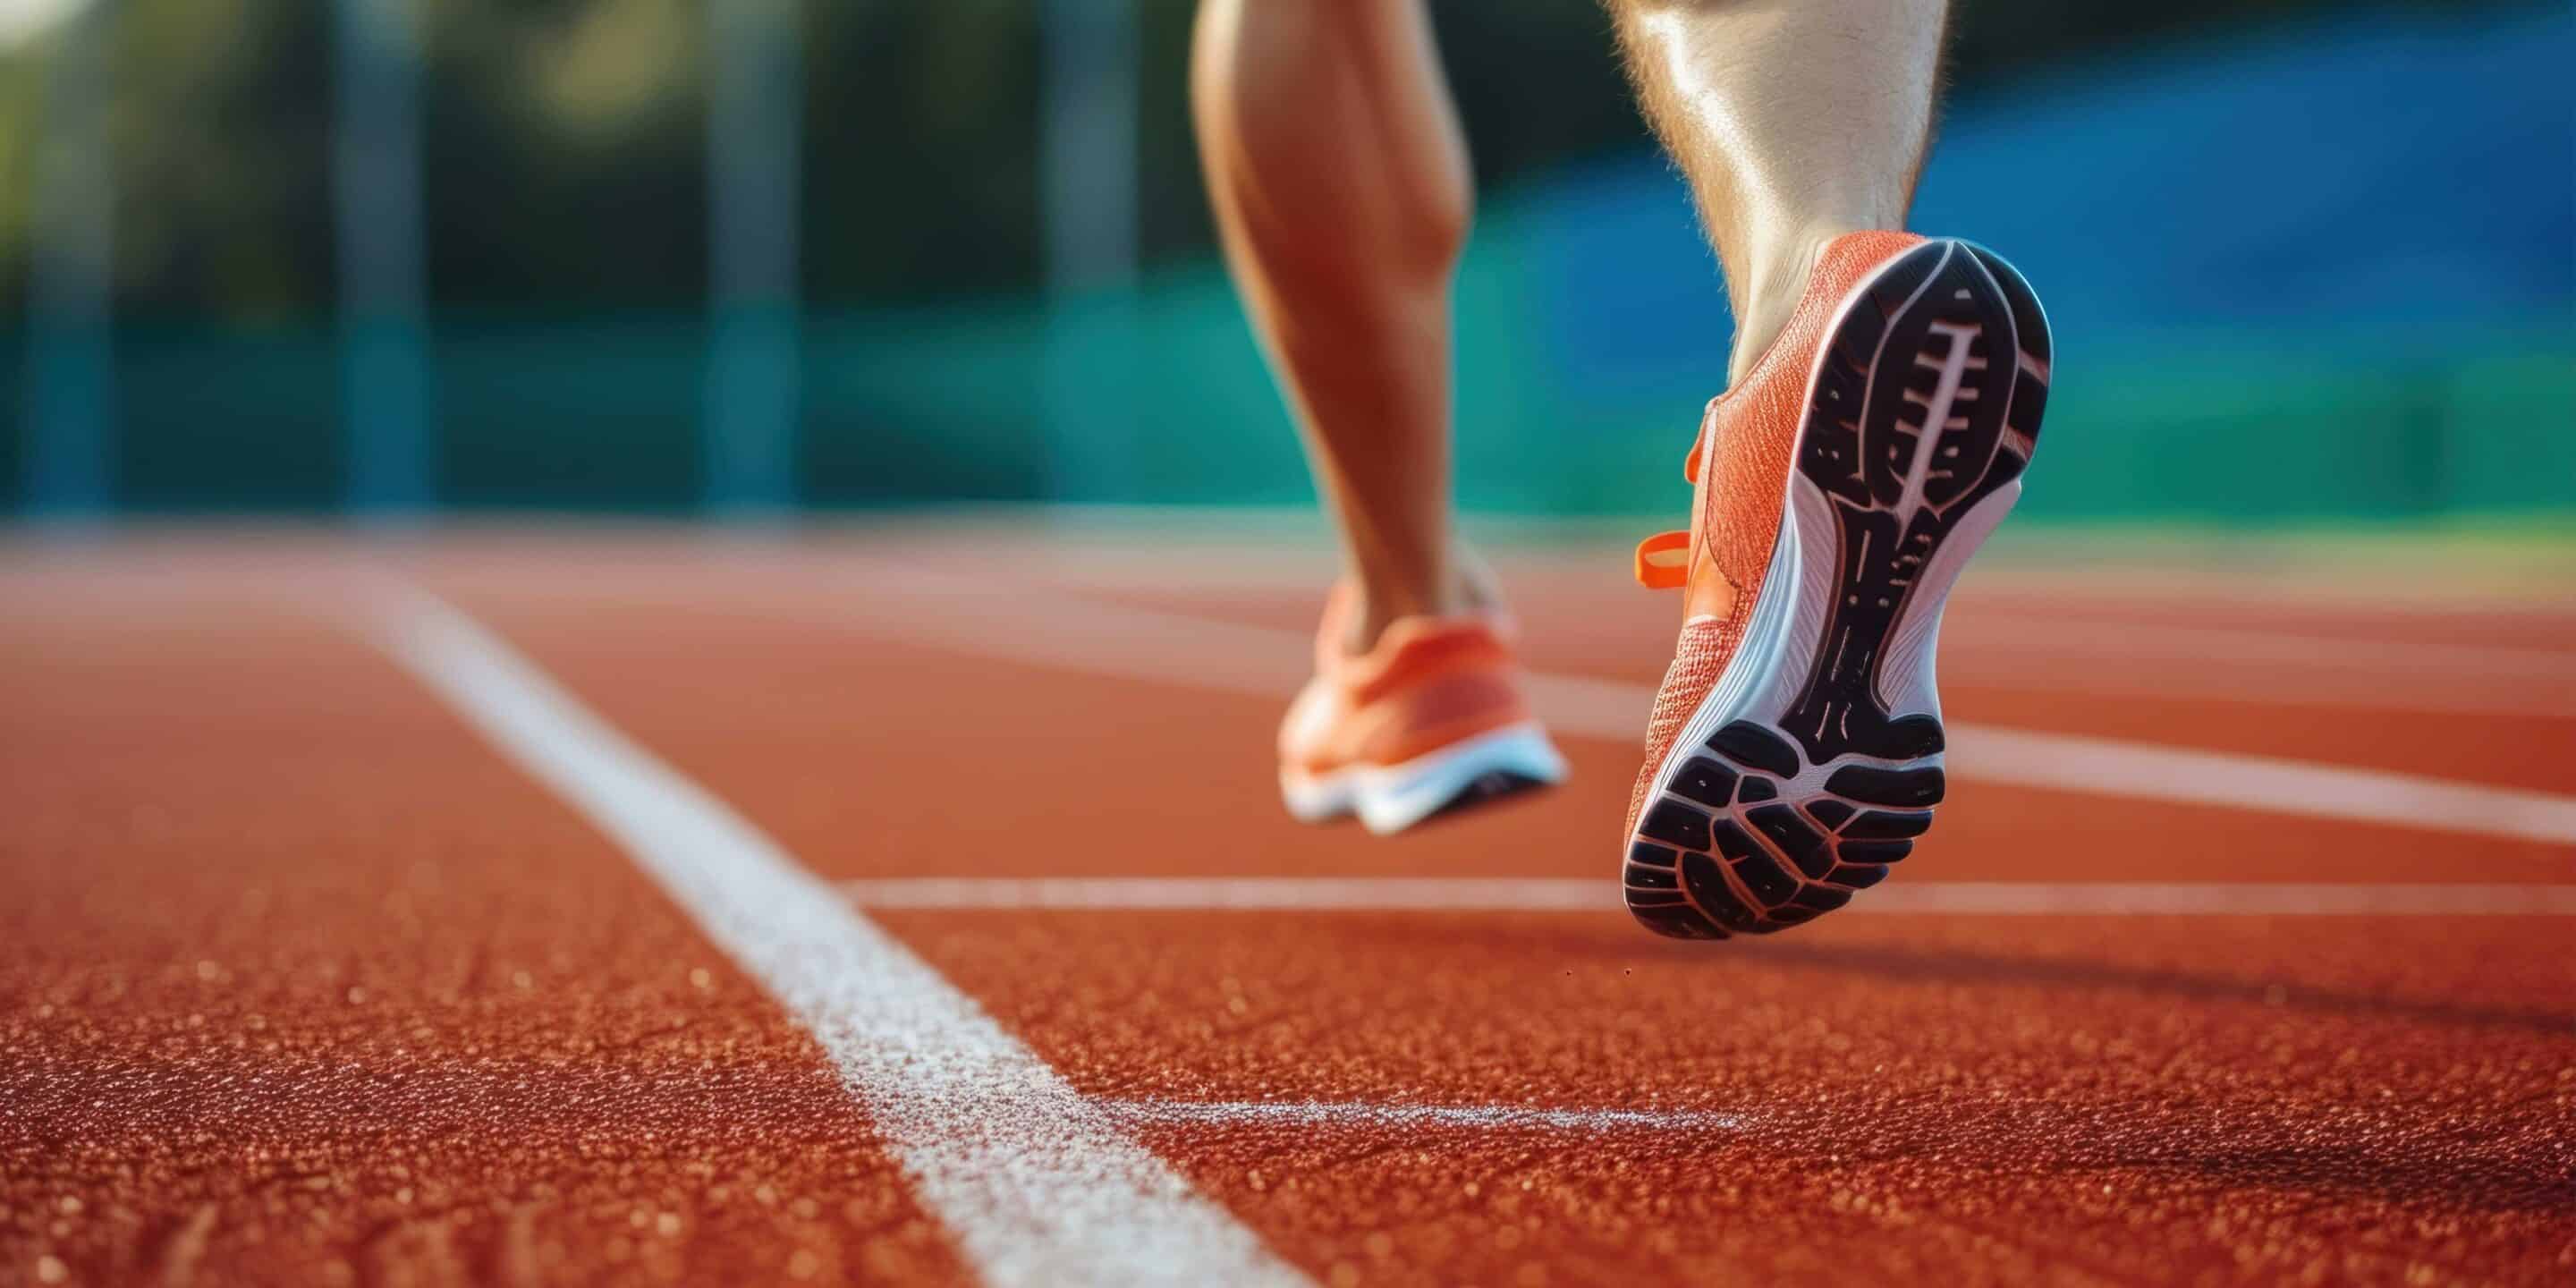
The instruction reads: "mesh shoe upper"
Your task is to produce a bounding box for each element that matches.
[1280,586,1538,775]
[1621,231,1927,841]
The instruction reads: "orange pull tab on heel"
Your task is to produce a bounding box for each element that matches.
[1633,531,1690,589]
[1681,395,1722,485]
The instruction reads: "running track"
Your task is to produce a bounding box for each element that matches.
[4,521,2572,1286]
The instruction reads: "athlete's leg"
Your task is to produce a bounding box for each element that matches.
[1191,0,1478,650]
[1199,1,1566,831]
[1607,0,1950,381]
[1606,0,2052,938]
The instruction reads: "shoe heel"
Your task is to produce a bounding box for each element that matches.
[1627,239,2050,941]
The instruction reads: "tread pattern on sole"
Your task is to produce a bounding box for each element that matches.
[1627,240,2051,941]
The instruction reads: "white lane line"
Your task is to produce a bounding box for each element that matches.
[1925,725,2576,850]
[1516,679,2576,852]
[1098,1100,1741,1133]
[364,586,1309,1288]
[792,564,2576,849]
[1932,614,2576,680]
[1928,662,2556,720]
[842,877,2576,917]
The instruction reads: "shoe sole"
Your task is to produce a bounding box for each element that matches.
[1625,239,2051,940]
[1284,721,1570,835]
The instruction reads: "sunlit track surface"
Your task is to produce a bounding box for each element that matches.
[5,525,2574,1287]
[840,877,2576,916]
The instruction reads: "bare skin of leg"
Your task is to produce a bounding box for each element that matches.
[1607,0,1951,382]
[1191,0,1488,651]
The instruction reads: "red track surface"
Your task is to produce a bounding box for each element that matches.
[4,526,2572,1286]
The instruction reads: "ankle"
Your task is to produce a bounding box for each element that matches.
[1342,552,1502,653]
[1726,225,1848,386]
[1344,583,1455,655]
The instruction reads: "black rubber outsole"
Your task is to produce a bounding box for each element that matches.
[1626,240,2052,942]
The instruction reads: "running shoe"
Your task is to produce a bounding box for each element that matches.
[1622,233,2051,938]
[1280,585,1570,835]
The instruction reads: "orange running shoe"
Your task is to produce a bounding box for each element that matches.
[1280,586,1569,835]
[1622,234,2052,938]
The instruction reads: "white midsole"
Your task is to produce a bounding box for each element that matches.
[1283,721,1570,836]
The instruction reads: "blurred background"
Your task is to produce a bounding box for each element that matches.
[0,0,2568,523]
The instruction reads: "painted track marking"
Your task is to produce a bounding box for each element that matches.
[1952,612,2576,678]
[842,877,2576,916]
[365,585,1311,1288]
[768,564,2576,848]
